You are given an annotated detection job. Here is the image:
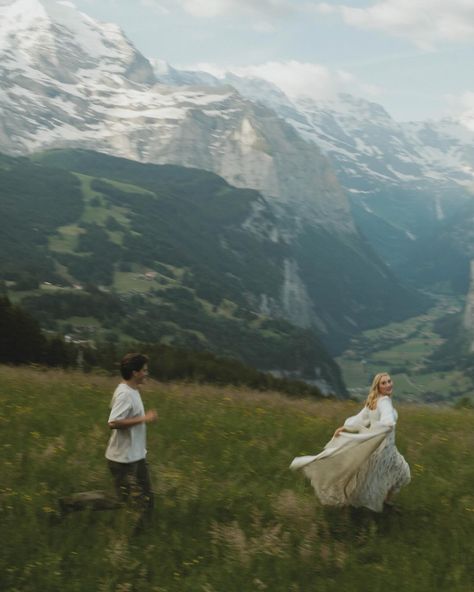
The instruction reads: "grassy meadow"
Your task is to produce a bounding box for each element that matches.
[1,365,473,592]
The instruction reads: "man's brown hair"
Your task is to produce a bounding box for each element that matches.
[120,353,149,380]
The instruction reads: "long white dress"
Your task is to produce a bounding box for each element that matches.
[290,396,410,512]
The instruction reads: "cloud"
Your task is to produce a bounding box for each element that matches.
[178,0,293,19]
[312,0,474,48]
[139,0,170,14]
[195,60,382,103]
[143,0,292,31]
[143,1,474,48]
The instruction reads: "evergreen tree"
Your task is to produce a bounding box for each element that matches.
[0,297,46,364]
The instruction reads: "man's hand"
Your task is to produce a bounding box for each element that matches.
[144,409,158,423]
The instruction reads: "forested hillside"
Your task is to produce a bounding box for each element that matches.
[0,150,344,391]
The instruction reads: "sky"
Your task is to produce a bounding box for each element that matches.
[73,0,474,123]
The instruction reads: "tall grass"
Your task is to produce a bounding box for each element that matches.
[0,366,473,591]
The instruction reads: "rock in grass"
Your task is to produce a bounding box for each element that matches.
[58,490,122,514]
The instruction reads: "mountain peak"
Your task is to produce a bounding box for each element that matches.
[0,0,97,32]
[0,0,119,57]
[0,0,155,84]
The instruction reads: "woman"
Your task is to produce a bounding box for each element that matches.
[290,372,410,512]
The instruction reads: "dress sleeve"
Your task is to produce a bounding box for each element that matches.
[343,406,370,432]
[377,396,396,427]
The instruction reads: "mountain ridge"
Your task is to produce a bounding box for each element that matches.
[158,65,474,277]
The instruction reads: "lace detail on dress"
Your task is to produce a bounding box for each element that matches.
[349,428,411,512]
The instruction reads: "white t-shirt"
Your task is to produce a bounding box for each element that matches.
[105,383,147,463]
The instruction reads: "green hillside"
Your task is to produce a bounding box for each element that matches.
[34,149,428,353]
[0,150,343,390]
[337,294,474,405]
[0,366,472,592]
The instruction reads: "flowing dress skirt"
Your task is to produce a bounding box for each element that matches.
[290,426,410,512]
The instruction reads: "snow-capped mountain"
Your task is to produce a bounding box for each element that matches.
[0,0,426,349]
[0,0,351,230]
[0,0,155,152]
[285,93,474,267]
[154,63,474,193]
[162,66,474,270]
[291,95,474,191]
[0,0,154,81]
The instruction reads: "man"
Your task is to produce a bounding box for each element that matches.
[105,352,157,514]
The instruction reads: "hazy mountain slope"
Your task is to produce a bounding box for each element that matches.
[168,68,474,276]
[393,189,474,293]
[36,149,427,349]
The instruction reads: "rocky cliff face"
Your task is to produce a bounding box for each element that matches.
[171,69,474,274]
[154,66,474,196]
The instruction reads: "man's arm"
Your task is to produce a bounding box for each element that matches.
[108,409,158,429]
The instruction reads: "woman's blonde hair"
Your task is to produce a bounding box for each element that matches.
[365,372,390,410]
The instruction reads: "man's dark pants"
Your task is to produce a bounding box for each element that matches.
[107,458,154,513]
